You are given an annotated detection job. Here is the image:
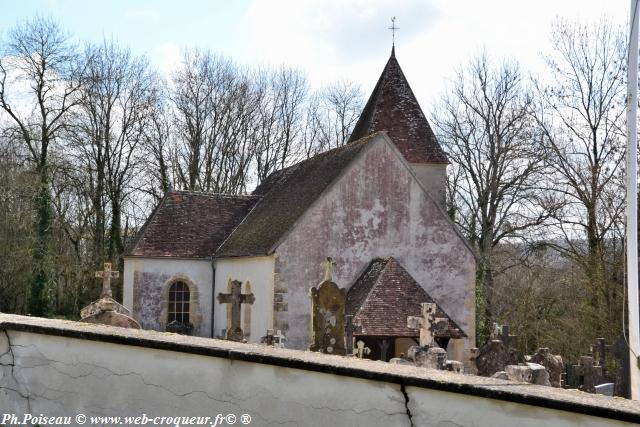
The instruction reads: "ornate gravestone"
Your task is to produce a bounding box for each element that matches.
[217,279,255,341]
[309,258,346,355]
[572,355,603,393]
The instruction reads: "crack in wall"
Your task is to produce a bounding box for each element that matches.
[0,329,32,412]
[400,383,415,427]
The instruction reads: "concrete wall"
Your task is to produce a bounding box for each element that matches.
[124,257,213,337]
[274,138,476,354]
[213,256,275,342]
[1,317,636,427]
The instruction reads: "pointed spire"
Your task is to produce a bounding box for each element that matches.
[348,50,448,164]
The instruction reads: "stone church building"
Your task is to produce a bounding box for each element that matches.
[123,48,476,361]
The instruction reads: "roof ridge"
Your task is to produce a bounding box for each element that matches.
[169,190,262,199]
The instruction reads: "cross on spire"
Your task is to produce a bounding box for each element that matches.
[95,262,119,298]
[388,17,399,47]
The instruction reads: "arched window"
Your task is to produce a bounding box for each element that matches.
[168,281,190,324]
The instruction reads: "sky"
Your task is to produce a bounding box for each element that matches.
[0,0,631,109]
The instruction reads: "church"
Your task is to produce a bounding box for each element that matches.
[123,47,476,362]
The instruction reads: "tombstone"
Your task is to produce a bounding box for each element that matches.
[407,346,447,370]
[472,340,510,377]
[354,340,371,359]
[217,279,255,342]
[590,338,610,379]
[81,297,140,329]
[572,355,603,393]
[504,363,551,386]
[498,325,519,365]
[526,348,564,387]
[260,329,275,346]
[273,330,286,348]
[309,261,346,355]
[407,303,437,347]
[80,262,140,329]
[165,320,193,335]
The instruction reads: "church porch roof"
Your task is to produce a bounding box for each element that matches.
[346,257,466,339]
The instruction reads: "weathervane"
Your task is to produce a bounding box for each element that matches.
[388,17,399,47]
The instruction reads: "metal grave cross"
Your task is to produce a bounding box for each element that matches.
[217,279,255,341]
[96,262,119,298]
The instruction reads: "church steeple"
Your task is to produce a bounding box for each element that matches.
[348,49,448,165]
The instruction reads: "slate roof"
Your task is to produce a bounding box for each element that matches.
[125,191,260,258]
[346,257,466,338]
[348,47,448,164]
[215,134,377,258]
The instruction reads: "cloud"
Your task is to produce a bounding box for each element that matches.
[155,42,182,77]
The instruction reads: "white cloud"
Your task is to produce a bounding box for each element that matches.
[155,42,182,78]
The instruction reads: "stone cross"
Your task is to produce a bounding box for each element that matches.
[95,262,119,298]
[320,257,337,282]
[572,355,603,393]
[354,340,371,359]
[407,302,437,347]
[217,279,255,341]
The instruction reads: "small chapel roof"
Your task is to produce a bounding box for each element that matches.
[346,257,466,338]
[348,48,448,164]
[125,191,260,258]
[215,133,377,258]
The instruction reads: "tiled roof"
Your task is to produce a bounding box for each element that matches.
[125,191,260,258]
[346,257,466,338]
[215,134,377,258]
[348,48,448,164]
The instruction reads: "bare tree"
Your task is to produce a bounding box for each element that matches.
[0,16,84,315]
[433,54,553,342]
[534,19,627,339]
[252,66,307,182]
[66,39,155,281]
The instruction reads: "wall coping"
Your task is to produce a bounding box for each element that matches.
[1,313,638,423]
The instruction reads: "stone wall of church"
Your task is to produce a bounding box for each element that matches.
[1,315,636,427]
[274,137,476,357]
[213,256,275,341]
[123,257,213,337]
